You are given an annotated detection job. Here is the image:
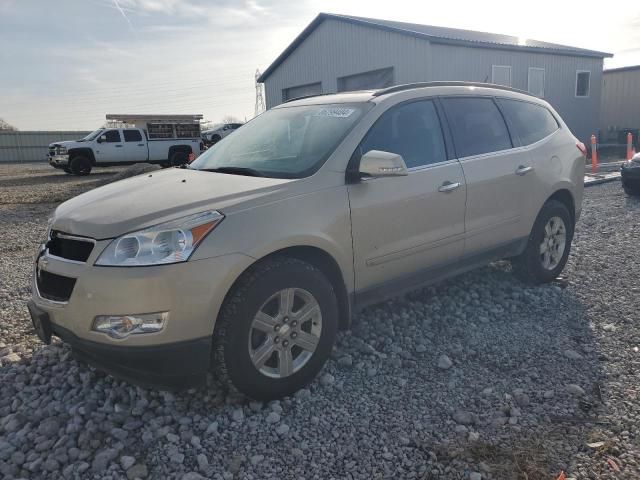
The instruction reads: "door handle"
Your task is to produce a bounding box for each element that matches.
[438,181,461,193]
[137,144,145,147]
[515,165,534,176]
[115,145,123,148]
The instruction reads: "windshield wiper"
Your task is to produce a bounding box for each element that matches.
[198,166,265,177]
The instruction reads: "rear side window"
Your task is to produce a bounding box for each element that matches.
[103,130,121,143]
[123,129,142,142]
[358,100,447,168]
[499,99,559,146]
[442,97,512,158]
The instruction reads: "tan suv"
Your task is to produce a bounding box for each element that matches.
[28,82,584,400]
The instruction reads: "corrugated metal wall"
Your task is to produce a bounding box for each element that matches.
[263,18,604,142]
[0,131,90,163]
[600,68,640,132]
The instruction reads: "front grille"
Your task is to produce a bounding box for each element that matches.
[36,270,76,302]
[47,231,94,262]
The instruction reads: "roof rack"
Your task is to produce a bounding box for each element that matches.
[373,81,530,97]
[284,93,336,103]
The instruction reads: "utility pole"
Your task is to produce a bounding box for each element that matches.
[255,69,266,117]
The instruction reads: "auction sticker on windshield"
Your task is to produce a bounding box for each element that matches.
[313,107,355,118]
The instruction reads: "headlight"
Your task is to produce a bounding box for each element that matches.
[95,210,223,266]
[56,146,67,154]
[43,216,54,243]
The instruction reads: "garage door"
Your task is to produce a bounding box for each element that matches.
[282,82,323,102]
[337,67,394,92]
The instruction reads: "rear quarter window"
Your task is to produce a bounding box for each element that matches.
[498,99,559,146]
[441,97,512,158]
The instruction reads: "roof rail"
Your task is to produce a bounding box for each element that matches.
[284,92,335,103]
[373,81,530,97]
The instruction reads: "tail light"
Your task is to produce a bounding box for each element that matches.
[199,141,204,151]
[576,142,587,157]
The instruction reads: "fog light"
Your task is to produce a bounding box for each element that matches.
[92,312,168,339]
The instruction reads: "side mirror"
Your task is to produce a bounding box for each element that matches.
[359,150,408,178]
[97,135,106,143]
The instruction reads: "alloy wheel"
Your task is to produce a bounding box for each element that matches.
[248,288,322,378]
[539,216,567,270]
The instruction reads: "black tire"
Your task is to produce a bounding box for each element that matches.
[514,200,574,284]
[213,257,338,400]
[63,167,72,174]
[169,151,188,167]
[623,184,640,196]
[69,156,92,176]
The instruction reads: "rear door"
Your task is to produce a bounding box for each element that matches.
[348,99,466,294]
[441,96,535,256]
[496,98,562,230]
[122,129,148,162]
[94,129,126,163]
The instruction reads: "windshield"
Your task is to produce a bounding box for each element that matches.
[80,128,105,141]
[190,103,369,178]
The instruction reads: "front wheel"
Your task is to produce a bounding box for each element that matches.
[69,156,92,176]
[213,257,338,400]
[514,200,574,284]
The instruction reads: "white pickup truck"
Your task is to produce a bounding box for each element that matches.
[48,114,205,175]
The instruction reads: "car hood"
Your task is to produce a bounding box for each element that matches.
[50,140,83,148]
[52,168,293,239]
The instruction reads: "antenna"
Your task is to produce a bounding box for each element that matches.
[255,69,266,117]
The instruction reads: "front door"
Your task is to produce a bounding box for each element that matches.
[94,129,126,163]
[348,99,467,294]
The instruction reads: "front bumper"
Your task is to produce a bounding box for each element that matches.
[28,300,209,389]
[49,154,70,167]
[29,240,255,389]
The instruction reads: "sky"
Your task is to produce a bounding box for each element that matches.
[1,0,639,131]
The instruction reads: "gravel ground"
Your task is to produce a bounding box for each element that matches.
[0,163,638,480]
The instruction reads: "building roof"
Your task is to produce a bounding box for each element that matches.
[604,65,640,74]
[258,13,613,82]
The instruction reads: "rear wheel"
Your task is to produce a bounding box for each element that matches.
[514,200,574,284]
[69,156,92,176]
[169,151,188,167]
[213,257,338,400]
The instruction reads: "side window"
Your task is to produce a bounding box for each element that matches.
[358,100,447,169]
[499,99,559,146]
[528,67,545,98]
[441,97,512,158]
[103,130,121,143]
[576,71,590,97]
[123,129,142,142]
[492,65,512,87]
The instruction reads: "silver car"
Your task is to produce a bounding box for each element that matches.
[28,82,584,399]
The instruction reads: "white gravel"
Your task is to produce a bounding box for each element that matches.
[1,163,639,479]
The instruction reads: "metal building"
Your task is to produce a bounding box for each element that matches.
[258,13,612,142]
[600,65,640,144]
[0,131,90,163]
